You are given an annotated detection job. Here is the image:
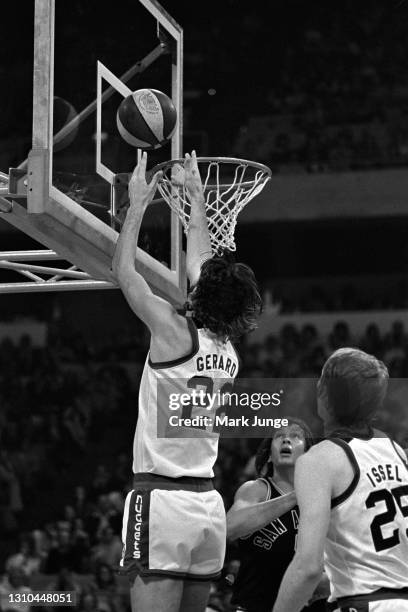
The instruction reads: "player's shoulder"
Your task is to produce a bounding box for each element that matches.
[168,305,192,328]
[146,296,189,334]
[234,478,269,504]
[390,439,408,463]
[149,310,198,364]
[296,439,350,470]
[164,307,198,339]
[301,438,343,457]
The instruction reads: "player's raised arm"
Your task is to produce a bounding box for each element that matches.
[184,151,212,286]
[112,152,176,332]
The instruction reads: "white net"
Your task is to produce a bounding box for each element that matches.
[154,157,271,254]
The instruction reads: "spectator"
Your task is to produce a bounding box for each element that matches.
[327,321,353,350]
[0,567,32,612]
[72,486,93,520]
[45,568,83,610]
[0,451,23,537]
[5,532,43,578]
[90,466,114,500]
[76,589,105,612]
[91,527,123,569]
[43,526,77,574]
[93,563,127,612]
[361,323,383,358]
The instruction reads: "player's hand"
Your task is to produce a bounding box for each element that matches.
[184,150,205,203]
[128,152,162,211]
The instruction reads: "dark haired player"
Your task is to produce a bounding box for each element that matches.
[273,348,408,612]
[112,151,262,612]
[227,420,329,612]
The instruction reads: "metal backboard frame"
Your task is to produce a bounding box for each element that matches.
[0,0,185,302]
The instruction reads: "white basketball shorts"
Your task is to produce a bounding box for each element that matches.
[119,473,226,582]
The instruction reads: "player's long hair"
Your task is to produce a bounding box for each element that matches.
[188,250,262,341]
[255,417,314,477]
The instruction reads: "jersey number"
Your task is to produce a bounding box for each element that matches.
[181,376,233,432]
[365,485,408,552]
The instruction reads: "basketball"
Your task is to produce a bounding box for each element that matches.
[116,88,177,149]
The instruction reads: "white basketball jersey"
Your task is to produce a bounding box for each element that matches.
[325,434,408,601]
[133,317,239,478]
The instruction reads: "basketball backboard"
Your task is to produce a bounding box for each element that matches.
[0,0,184,302]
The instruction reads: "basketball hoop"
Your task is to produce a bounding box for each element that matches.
[151,157,271,254]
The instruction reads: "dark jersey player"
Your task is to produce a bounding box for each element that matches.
[112,151,262,612]
[227,420,329,612]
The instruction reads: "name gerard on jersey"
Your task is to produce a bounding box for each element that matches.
[196,353,238,376]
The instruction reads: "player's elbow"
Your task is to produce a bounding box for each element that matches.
[112,264,125,287]
[111,250,122,279]
[296,556,324,581]
[186,263,200,287]
[305,563,324,581]
[112,254,132,285]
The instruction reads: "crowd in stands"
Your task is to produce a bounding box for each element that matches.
[268,276,408,314]
[1,313,408,610]
[227,2,408,172]
[4,1,408,177]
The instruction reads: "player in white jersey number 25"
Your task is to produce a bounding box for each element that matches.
[112,151,262,612]
[273,348,408,612]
